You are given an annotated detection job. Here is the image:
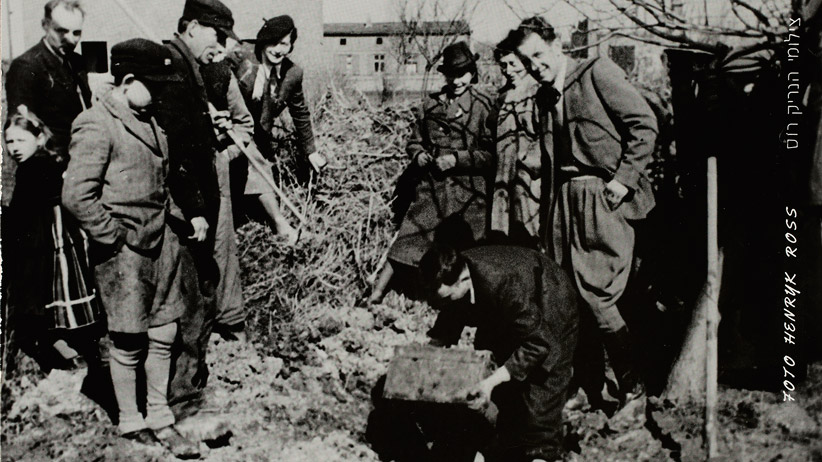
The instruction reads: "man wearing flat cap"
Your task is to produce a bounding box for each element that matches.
[62,38,200,459]
[153,0,249,438]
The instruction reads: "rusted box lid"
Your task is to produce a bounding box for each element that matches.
[383,344,494,404]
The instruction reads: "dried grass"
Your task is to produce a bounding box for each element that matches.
[238,80,418,355]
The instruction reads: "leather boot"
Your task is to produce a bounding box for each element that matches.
[602,327,645,407]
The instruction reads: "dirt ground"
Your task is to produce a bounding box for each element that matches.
[2,277,821,462]
[2,96,821,462]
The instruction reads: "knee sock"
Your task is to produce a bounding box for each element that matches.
[144,322,178,430]
[109,333,147,434]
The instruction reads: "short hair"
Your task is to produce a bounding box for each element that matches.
[44,0,85,20]
[178,18,192,34]
[515,16,558,45]
[418,244,467,292]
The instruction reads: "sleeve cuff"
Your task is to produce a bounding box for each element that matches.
[614,164,641,191]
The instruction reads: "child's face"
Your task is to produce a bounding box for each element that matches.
[5,126,40,163]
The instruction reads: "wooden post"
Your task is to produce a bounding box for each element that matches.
[705,156,719,460]
[7,0,27,59]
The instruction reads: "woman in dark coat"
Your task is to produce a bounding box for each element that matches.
[234,15,325,244]
[369,42,496,303]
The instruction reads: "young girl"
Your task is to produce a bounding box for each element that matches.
[235,15,325,244]
[3,106,99,371]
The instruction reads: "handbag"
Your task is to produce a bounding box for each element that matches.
[46,205,102,329]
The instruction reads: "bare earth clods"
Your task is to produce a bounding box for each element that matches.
[2,94,822,461]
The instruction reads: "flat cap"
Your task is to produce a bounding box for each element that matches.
[182,0,239,42]
[111,38,182,82]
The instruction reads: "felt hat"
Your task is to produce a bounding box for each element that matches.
[437,41,479,76]
[110,38,182,82]
[255,15,298,61]
[182,0,239,42]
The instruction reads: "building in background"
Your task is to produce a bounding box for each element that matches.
[2,0,325,97]
[324,20,470,95]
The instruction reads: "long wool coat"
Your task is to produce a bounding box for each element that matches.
[389,86,496,267]
[490,77,544,246]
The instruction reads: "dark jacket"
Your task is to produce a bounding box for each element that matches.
[235,57,316,156]
[428,246,578,382]
[4,40,92,205]
[547,56,657,219]
[63,91,170,250]
[4,155,64,317]
[5,40,92,153]
[154,38,220,225]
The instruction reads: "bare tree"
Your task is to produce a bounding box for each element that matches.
[393,0,479,92]
[504,0,796,59]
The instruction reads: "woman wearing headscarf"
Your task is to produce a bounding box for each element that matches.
[369,41,495,303]
[235,15,325,244]
[489,33,544,249]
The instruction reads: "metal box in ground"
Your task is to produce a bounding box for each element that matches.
[383,344,495,404]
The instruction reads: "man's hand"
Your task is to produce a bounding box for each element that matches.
[434,154,457,173]
[189,217,209,242]
[308,152,327,173]
[210,110,233,132]
[415,152,433,168]
[464,366,511,411]
[604,179,630,211]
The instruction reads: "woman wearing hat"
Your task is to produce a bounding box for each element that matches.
[489,32,544,249]
[235,15,324,244]
[369,41,496,303]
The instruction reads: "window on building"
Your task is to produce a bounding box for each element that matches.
[340,38,347,45]
[376,37,383,45]
[609,45,636,74]
[374,54,385,73]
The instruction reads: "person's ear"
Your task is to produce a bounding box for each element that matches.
[41,18,51,32]
[121,74,136,87]
[35,133,47,149]
[185,19,200,36]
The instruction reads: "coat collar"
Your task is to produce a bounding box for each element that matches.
[562,56,598,91]
[100,90,167,158]
[169,37,207,92]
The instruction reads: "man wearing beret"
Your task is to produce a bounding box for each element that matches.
[513,17,657,415]
[62,39,200,458]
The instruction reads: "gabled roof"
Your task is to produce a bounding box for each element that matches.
[324,21,470,37]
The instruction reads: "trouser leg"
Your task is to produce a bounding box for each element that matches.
[602,326,644,400]
[145,322,178,430]
[571,309,606,405]
[109,332,147,434]
[214,152,245,327]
